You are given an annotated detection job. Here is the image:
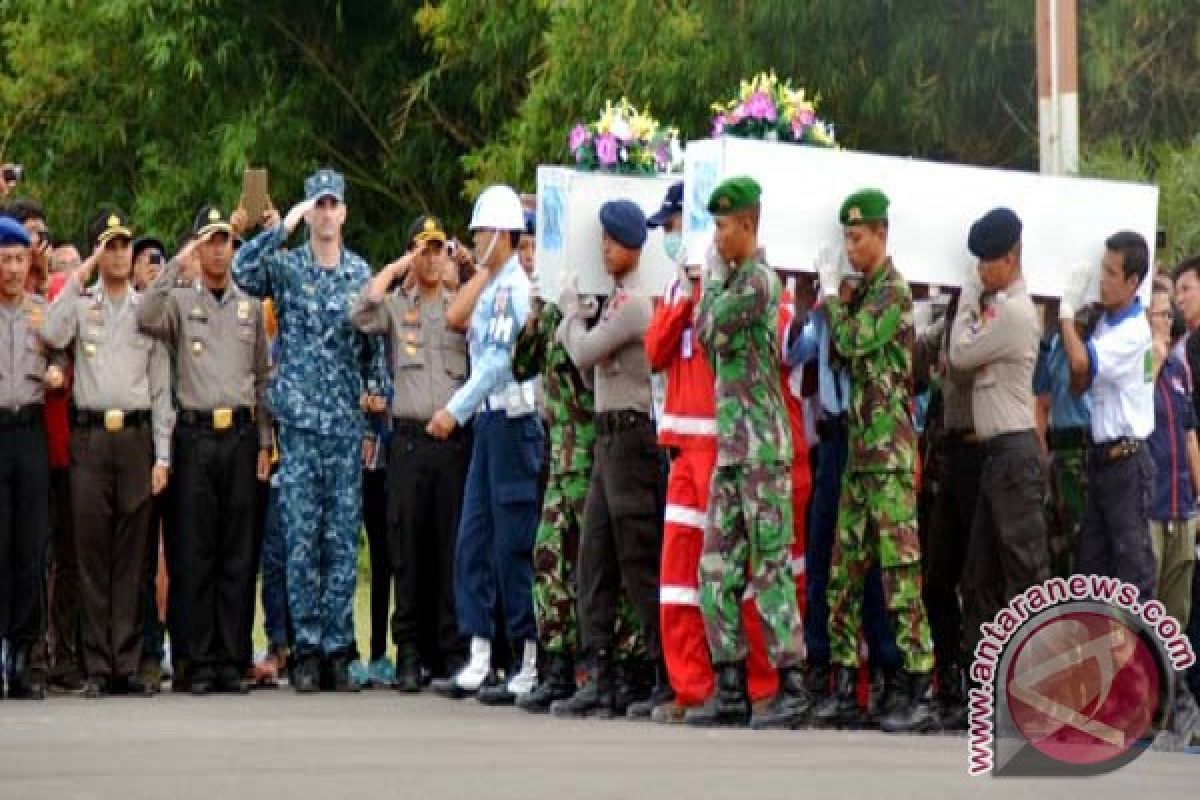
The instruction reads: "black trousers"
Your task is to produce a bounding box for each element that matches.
[961,430,1049,657]
[71,424,154,678]
[387,423,470,673]
[1078,444,1156,600]
[921,435,983,668]
[578,415,663,660]
[0,420,50,649]
[138,483,176,668]
[363,467,390,661]
[172,423,259,672]
[48,466,83,678]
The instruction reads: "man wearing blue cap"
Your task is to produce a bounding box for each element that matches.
[0,216,61,699]
[551,198,665,718]
[232,168,389,692]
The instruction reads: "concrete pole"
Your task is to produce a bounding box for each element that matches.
[1036,0,1079,175]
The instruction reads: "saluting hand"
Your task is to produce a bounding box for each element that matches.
[74,248,102,288]
[283,198,316,237]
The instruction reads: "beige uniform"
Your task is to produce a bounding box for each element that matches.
[349,286,467,419]
[557,286,653,413]
[40,275,174,462]
[136,258,272,449]
[0,295,63,408]
[947,277,1040,439]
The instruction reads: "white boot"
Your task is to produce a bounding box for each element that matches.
[453,636,492,692]
[506,640,538,695]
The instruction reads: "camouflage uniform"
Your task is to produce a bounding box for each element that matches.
[695,256,803,668]
[232,224,388,658]
[825,258,934,674]
[513,300,644,659]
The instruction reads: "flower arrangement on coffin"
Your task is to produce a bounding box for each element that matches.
[710,71,837,147]
[568,98,682,174]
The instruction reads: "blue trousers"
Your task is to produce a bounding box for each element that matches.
[277,427,362,657]
[454,412,543,642]
[805,424,901,670]
[260,477,288,648]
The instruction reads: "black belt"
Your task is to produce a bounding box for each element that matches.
[1090,437,1143,464]
[944,428,982,446]
[0,403,43,429]
[815,413,848,440]
[177,407,254,432]
[392,416,466,440]
[596,410,652,436]
[72,408,151,431]
[1047,427,1087,451]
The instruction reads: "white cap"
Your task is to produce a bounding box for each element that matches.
[469,185,525,232]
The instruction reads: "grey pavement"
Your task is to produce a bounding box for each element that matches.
[0,690,1195,800]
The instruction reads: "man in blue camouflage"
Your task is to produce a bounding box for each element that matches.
[232,168,389,692]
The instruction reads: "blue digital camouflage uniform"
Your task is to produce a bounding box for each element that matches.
[447,254,544,644]
[232,223,388,658]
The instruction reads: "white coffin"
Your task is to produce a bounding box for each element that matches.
[682,137,1159,298]
[535,167,681,299]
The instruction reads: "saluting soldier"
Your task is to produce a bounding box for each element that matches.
[350,215,470,692]
[137,205,272,695]
[0,217,63,700]
[40,208,174,698]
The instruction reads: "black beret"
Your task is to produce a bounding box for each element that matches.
[968,207,1022,260]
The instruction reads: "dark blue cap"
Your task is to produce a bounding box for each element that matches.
[647,181,684,228]
[304,168,345,203]
[968,207,1023,260]
[523,209,536,236]
[599,199,647,249]
[0,215,31,247]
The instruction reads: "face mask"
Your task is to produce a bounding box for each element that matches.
[663,232,683,263]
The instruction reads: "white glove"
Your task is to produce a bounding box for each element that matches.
[283,197,317,236]
[1060,262,1092,320]
[961,259,983,297]
[703,243,728,284]
[558,271,580,314]
[815,242,840,299]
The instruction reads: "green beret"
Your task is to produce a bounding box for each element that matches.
[839,188,889,226]
[707,176,761,216]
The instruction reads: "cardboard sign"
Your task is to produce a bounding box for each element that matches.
[240,167,271,224]
[683,137,1160,299]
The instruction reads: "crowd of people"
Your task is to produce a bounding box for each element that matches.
[1,163,1197,738]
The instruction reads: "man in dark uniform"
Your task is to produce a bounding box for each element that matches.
[138,206,272,694]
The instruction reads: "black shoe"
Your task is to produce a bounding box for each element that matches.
[516,654,576,714]
[216,665,249,695]
[47,668,85,692]
[935,662,968,731]
[880,671,940,734]
[613,658,653,717]
[328,655,361,693]
[865,666,904,729]
[811,666,861,729]
[7,648,46,700]
[627,659,674,719]
[684,662,751,728]
[750,666,814,730]
[291,655,320,693]
[394,647,421,694]
[551,650,614,719]
[805,662,831,703]
[82,676,107,698]
[190,667,215,696]
[477,682,517,706]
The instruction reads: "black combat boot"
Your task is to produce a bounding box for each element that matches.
[291,653,320,693]
[683,662,751,728]
[551,650,615,719]
[750,666,814,730]
[805,661,832,704]
[935,661,968,731]
[627,658,675,719]
[516,653,576,713]
[329,654,361,693]
[612,658,653,716]
[7,647,45,700]
[881,671,940,734]
[865,666,904,729]
[811,666,861,729]
[394,646,421,694]
[190,665,215,696]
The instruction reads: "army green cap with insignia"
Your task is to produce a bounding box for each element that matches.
[839,188,889,226]
[192,204,233,239]
[88,206,134,248]
[706,176,762,216]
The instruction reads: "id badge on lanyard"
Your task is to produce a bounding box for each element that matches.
[682,327,694,360]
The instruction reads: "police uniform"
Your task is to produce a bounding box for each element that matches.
[39,210,174,695]
[551,200,663,717]
[350,235,469,685]
[0,218,55,699]
[948,209,1049,664]
[137,206,272,692]
[232,170,389,689]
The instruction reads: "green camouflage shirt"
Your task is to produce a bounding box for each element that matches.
[513,300,595,475]
[825,257,917,473]
[695,256,792,466]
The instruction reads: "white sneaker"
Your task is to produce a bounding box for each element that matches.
[506,640,538,695]
[453,636,492,692]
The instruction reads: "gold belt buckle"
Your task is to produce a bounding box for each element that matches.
[103,409,125,432]
[213,408,233,431]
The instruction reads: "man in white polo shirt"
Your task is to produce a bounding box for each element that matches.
[1058,231,1156,599]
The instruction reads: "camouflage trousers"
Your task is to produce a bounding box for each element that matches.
[277,427,361,657]
[699,463,804,668]
[1046,444,1087,579]
[828,469,934,674]
[533,467,645,659]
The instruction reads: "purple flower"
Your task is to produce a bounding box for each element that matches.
[712,114,726,136]
[743,91,776,122]
[595,133,619,166]
[569,123,591,154]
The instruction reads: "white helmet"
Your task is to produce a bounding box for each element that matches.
[469,185,525,232]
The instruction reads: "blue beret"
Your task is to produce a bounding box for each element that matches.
[599,199,647,249]
[968,207,1022,260]
[0,216,31,247]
